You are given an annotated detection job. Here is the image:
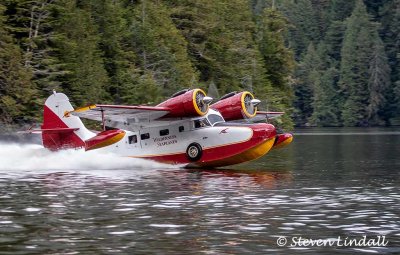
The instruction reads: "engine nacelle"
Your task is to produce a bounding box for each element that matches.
[211,91,259,121]
[157,89,212,118]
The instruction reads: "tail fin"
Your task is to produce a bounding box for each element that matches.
[41,92,95,150]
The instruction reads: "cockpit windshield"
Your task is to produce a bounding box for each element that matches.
[194,118,211,128]
[207,114,225,126]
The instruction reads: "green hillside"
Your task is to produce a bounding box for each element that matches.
[0,0,399,128]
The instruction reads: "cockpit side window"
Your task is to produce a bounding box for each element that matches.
[207,114,225,126]
[194,118,211,129]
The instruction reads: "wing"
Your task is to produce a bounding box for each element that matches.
[256,111,284,120]
[67,104,172,129]
[226,111,285,123]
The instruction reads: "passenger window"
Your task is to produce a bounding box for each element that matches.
[179,126,184,132]
[160,129,169,136]
[141,133,150,140]
[128,135,137,144]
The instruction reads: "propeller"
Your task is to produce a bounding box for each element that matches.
[196,91,213,113]
[244,93,257,116]
[207,81,220,100]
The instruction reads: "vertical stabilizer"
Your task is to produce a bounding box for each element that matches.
[42,92,95,150]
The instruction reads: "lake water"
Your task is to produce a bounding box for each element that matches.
[0,128,399,254]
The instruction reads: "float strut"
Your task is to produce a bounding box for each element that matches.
[101,109,105,131]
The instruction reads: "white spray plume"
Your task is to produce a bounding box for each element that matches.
[0,143,177,171]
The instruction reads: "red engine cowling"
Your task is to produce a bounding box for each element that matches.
[157,89,210,118]
[211,91,258,121]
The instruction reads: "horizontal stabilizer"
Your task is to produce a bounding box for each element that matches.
[26,127,79,134]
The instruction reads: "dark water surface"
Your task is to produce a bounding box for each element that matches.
[0,128,399,254]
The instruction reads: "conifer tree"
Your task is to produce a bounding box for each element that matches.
[279,0,319,58]
[4,0,64,97]
[323,21,346,67]
[256,6,294,125]
[340,1,372,126]
[293,43,321,125]
[339,0,390,126]
[310,67,340,126]
[85,0,139,104]
[256,7,294,92]
[367,36,391,124]
[166,0,266,93]
[128,0,197,99]
[380,0,400,122]
[328,0,356,22]
[310,0,330,36]
[55,1,109,105]
[0,3,36,125]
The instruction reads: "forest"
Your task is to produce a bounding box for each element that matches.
[0,0,399,129]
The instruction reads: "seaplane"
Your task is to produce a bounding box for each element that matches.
[29,89,293,167]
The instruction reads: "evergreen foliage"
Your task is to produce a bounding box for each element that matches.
[276,0,398,126]
[380,0,400,122]
[293,43,321,125]
[310,67,340,126]
[129,0,197,98]
[0,0,399,128]
[255,6,294,125]
[167,0,269,94]
[0,3,36,125]
[339,0,389,126]
[53,1,108,105]
[279,0,319,58]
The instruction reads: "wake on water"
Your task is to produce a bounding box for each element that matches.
[0,142,177,172]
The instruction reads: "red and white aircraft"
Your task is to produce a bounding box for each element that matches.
[30,89,292,167]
